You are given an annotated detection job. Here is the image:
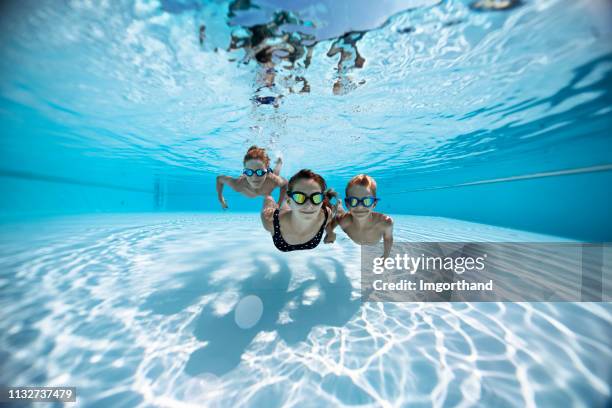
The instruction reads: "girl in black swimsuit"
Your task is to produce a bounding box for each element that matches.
[261,169,337,252]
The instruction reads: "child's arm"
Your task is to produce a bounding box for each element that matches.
[324,211,350,244]
[276,176,288,207]
[216,175,239,209]
[272,157,283,175]
[260,195,278,233]
[323,191,343,243]
[382,216,394,258]
[323,214,339,243]
[336,199,347,218]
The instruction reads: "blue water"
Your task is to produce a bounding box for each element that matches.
[0,0,611,407]
[0,214,610,407]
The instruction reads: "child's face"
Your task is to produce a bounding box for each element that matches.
[346,184,376,219]
[243,159,268,188]
[288,178,324,220]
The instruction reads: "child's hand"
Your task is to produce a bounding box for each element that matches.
[275,157,282,167]
[220,198,228,209]
[324,231,336,244]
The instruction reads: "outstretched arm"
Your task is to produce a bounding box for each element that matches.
[335,196,347,218]
[260,195,278,233]
[323,193,344,243]
[324,214,339,244]
[272,157,283,175]
[382,217,394,258]
[277,177,288,206]
[216,175,239,209]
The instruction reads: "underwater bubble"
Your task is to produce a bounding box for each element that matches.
[234,295,264,329]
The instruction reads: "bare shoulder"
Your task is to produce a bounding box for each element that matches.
[217,174,234,182]
[218,174,243,189]
[373,212,393,227]
[225,174,245,184]
[268,173,287,187]
[234,175,249,190]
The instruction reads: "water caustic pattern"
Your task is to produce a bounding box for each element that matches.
[0,1,611,407]
[0,215,610,407]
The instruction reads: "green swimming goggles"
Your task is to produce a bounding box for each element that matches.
[345,196,379,208]
[288,191,325,205]
[243,167,273,177]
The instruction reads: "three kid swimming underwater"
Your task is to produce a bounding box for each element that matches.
[216,145,394,257]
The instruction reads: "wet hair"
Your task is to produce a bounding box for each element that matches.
[243,145,270,167]
[288,169,337,211]
[346,174,377,196]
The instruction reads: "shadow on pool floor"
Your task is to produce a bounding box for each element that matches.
[175,256,360,376]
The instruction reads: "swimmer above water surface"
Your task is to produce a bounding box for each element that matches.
[216,145,287,209]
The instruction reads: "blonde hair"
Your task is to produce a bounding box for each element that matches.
[346,174,377,196]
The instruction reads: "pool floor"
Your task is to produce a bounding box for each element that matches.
[0,213,610,407]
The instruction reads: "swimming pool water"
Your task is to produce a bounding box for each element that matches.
[0,0,611,239]
[0,0,611,407]
[0,214,610,407]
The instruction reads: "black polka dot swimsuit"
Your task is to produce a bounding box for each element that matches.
[272,208,328,252]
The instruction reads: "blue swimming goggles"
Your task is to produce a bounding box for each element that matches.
[345,196,379,208]
[243,167,273,177]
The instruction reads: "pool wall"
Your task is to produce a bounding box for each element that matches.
[2,165,611,242]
